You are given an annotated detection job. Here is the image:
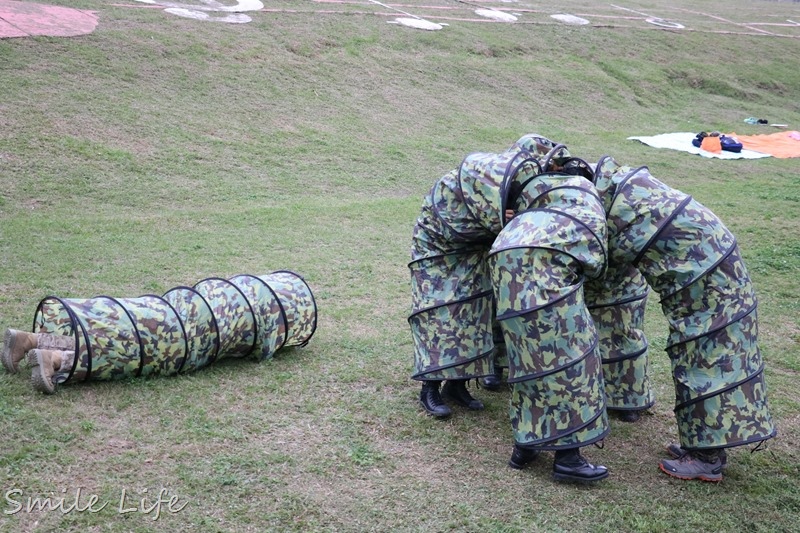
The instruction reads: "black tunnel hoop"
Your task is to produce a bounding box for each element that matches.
[505,337,599,384]
[142,293,192,374]
[512,206,609,272]
[515,408,609,451]
[408,290,494,321]
[194,277,259,358]
[659,241,738,302]
[494,281,584,322]
[407,248,488,270]
[162,285,222,367]
[681,430,778,453]
[673,364,766,412]
[430,182,495,244]
[666,303,758,351]
[632,195,694,268]
[97,296,146,378]
[32,296,91,384]
[490,244,597,284]
[605,166,650,217]
[411,346,495,380]
[230,273,290,352]
[269,269,319,347]
[591,155,613,185]
[540,143,568,173]
[559,158,594,180]
[523,184,604,211]
[601,345,649,365]
[586,290,649,310]
[500,151,543,228]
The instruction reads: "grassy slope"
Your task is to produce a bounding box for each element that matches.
[0,1,798,531]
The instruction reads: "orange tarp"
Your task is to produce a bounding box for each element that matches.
[727,131,800,159]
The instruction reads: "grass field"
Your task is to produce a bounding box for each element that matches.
[1,0,799,531]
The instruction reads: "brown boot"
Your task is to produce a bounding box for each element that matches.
[2,329,37,374]
[27,349,71,395]
[1,329,75,374]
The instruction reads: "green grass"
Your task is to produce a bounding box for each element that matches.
[1,0,799,531]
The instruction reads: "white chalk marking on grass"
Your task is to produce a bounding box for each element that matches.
[134,0,262,12]
[451,0,517,22]
[610,3,684,30]
[364,0,443,30]
[474,8,516,22]
[551,14,589,25]
[387,17,443,30]
[164,7,252,22]
[645,18,684,29]
[133,0,263,23]
[672,7,778,36]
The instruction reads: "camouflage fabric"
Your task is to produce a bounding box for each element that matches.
[410,134,610,448]
[193,277,258,360]
[409,251,495,380]
[409,138,588,383]
[491,248,609,449]
[491,321,508,370]
[489,174,610,449]
[593,157,776,449]
[498,176,607,279]
[410,134,774,452]
[407,151,509,381]
[584,263,655,410]
[31,271,317,386]
[256,271,317,349]
[163,286,220,372]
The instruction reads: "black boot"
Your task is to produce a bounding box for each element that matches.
[552,448,608,483]
[610,409,641,423]
[419,381,451,419]
[479,366,504,392]
[441,379,484,410]
[508,444,539,470]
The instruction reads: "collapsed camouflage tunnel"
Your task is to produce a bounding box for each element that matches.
[410,135,774,451]
[31,270,317,386]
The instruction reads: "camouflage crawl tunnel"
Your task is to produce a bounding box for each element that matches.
[410,137,613,450]
[410,134,775,453]
[488,149,611,449]
[584,264,655,413]
[592,157,776,450]
[30,270,317,388]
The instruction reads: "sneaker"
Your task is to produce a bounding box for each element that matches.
[665,443,727,469]
[659,450,724,482]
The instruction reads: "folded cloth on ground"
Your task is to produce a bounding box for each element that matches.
[628,132,770,159]
[700,136,722,153]
[692,132,743,153]
[729,131,800,159]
